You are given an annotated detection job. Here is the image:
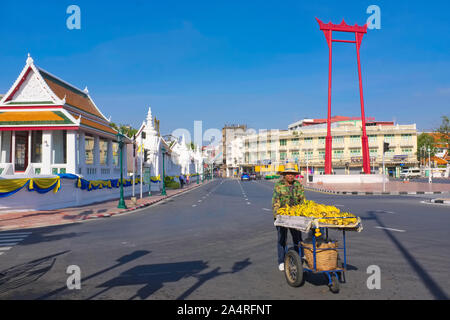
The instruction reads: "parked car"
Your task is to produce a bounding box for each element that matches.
[399,168,421,179]
[241,173,250,181]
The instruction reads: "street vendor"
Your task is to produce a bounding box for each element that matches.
[272,163,305,271]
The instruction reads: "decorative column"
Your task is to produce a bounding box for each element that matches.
[66,130,77,174]
[41,131,53,175]
[78,131,86,175]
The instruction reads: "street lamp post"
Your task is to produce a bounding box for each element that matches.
[161,147,167,195]
[117,132,127,209]
[428,146,432,184]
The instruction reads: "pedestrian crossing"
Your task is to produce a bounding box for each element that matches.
[0,232,31,256]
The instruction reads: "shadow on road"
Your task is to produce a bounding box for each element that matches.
[362,211,448,300]
[38,250,150,300]
[89,258,252,300]
[0,251,70,297]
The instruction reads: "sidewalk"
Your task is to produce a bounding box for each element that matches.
[0,181,209,232]
[304,179,450,195]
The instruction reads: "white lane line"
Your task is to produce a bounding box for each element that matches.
[192,204,197,207]
[374,210,396,214]
[0,232,31,236]
[0,236,28,239]
[198,200,202,203]
[0,247,12,251]
[0,252,3,256]
[0,239,24,243]
[262,208,271,211]
[375,227,406,233]
[247,202,251,205]
[0,243,19,246]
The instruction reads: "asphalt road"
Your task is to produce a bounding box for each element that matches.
[0,178,449,300]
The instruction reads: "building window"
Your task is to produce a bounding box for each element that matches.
[318,137,326,145]
[334,136,344,144]
[401,134,412,140]
[350,135,360,143]
[350,148,361,156]
[112,142,119,166]
[304,137,313,145]
[369,148,378,156]
[384,134,394,142]
[280,152,287,160]
[31,131,42,163]
[319,150,325,159]
[304,150,313,159]
[368,135,377,143]
[52,130,67,164]
[333,150,344,159]
[99,139,108,165]
[401,148,413,155]
[85,135,94,165]
[291,138,300,145]
[280,139,287,146]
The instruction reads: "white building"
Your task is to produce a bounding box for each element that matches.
[0,55,128,179]
[130,107,204,191]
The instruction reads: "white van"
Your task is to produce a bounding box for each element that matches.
[399,168,421,179]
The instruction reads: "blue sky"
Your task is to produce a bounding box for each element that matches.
[0,0,449,140]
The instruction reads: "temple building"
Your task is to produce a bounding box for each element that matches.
[0,55,127,179]
[128,107,204,191]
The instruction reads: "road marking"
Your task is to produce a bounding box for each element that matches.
[0,239,23,243]
[262,208,271,211]
[247,202,251,205]
[0,232,31,236]
[373,210,396,214]
[375,227,406,233]
[192,205,197,207]
[198,200,202,203]
[0,232,31,257]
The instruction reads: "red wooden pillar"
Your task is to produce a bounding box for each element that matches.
[317,18,371,175]
[324,29,333,174]
[356,32,371,174]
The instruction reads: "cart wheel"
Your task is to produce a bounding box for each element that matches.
[329,274,340,294]
[284,249,304,287]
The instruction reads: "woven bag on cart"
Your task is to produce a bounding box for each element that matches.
[302,240,338,271]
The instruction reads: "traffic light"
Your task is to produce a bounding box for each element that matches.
[383,142,390,153]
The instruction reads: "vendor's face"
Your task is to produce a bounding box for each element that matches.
[284,173,295,184]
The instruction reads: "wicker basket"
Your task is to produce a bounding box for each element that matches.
[302,240,338,271]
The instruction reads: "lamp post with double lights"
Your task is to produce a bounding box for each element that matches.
[117,131,127,209]
[428,146,432,184]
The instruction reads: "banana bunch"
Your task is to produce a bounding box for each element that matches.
[277,200,358,226]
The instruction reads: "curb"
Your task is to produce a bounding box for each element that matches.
[81,182,209,221]
[305,186,449,196]
[430,199,450,204]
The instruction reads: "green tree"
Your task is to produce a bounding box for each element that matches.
[435,115,450,149]
[417,133,436,161]
[109,122,138,138]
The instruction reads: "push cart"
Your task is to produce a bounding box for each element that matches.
[274,215,363,293]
